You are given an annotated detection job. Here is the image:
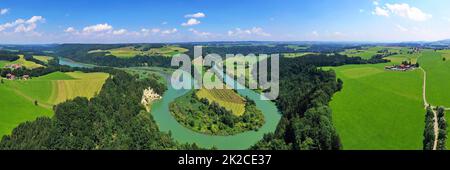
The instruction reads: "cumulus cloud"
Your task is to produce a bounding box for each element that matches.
[64,27,77,33]
[141,28,177,36]
[189,28,211,37]
[385,3,432,21]
[373,1,379,6]
[82,23,113,33]
[0,16,44,33]
[26,16,44,24]
[161,28,177,34]
[228,27,271,37]
[373,6,389,17]
[0,8,9,15]
[396,24,408,32]
[185,12,206,18]
[112,29,127,35]
[312,31,319,37]
[372,3,432,21]
[181,18,201,26]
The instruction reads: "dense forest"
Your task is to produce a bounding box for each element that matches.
[0,67,200,150]
[0,54,20,61]
[54,44,180,67]
[170,90,264,136]
[251,57,343,150]
[295,53,389,67]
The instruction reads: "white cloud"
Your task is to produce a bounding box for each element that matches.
[14,23,37,33]
[0,8,9,15]
[26,16,44,24]
[112,29,127,35]
[385,3,432,21]
[359,9,365,13]
[64,27,77,33]
[141,28,161,34]
[0,16,44,33]
[181,18,201,26]
[228,27,271,37]
[396,24,408,32]
[373,6,389,17]
[161,21,168,25]
[189,28,211,37]
[82,23,113,33]
[373,1,379,6]
[312,31,319,37]
[373,3,432,21]
[185,12,206,18]
[161,28,177,34]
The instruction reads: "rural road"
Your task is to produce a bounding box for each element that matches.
[420,67,440,150]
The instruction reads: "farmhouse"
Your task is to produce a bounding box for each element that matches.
[4,64,22,70]
[22,75,30,80]
[5,73,16,80]
[385,63,417,71]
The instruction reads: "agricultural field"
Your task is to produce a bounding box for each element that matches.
[283,52,318,58]
[329,64,424,149]
[329,48,450,150]
[88,45,189,58]
[0,71,109,137]
[33,55,54,64]
[340,46,409,60]
[0,55,44,69]
[418,50,450,107]
[196,88,246,116]
[222,55,269,88]
[328,52,425,149]
[285,45,309,50]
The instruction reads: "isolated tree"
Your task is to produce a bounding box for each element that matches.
[443,57,446,61]
[34,100,38,106]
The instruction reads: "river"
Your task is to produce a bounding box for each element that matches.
[60,58,282,150]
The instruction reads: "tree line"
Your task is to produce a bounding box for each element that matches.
[423,107,447,150]
[250,57,343,150]
[0,67,200,150]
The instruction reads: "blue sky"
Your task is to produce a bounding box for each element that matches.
[1,0,450,43]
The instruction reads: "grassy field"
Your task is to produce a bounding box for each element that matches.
[328,54,425,149]
[33,55,54,64]
[0,55,44,69]
[340,46,409,60]
[285,45,309,50]
[89,45,189,58]
[0,71,109,137]
[418,50,450,107]
[329,49,450,150]
[283,52,318,58]
[196,88,246,116]
[416,50,450,149]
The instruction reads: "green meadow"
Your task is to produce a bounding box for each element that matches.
[89,45,189,58]
[340,46,409,60]
[329,63,424,150]
[418,50,450,107]
[0,55,44,69]
[0,72,108,137]
[329,48,450,149]
[327,49,427,149]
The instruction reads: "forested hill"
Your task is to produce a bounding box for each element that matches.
[251,57,343,150]
[55,44,180,67]
[0,68,198,150]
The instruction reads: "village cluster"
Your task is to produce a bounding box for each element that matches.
[384,61,418,71]
[2,64,30,80]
